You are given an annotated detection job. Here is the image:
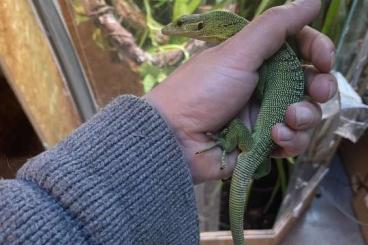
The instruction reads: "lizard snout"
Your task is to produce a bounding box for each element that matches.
[161,23,174,35]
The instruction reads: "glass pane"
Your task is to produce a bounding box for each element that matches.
[57,0,144,108]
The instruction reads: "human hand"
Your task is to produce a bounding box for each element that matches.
[144,0,337,184]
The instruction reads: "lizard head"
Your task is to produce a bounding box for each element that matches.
[161,11,248,44]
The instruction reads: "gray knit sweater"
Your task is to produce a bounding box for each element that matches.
[0,95,199,244]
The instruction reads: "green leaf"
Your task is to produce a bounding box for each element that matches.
[254,0,287,16]
[92,28,109,50]
[71,0,86,15]
[71,0,90,25]
[139,62,168,93]
[239,0,261,19]
[286,157,295,164]
[75,14,90,25]
[173,0,202,20]
[276,159,287,195]
[142,74,157,93]
[322,0,348,44]
[143,0,164,47]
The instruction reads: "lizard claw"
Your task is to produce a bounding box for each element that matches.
[195,142,220,155]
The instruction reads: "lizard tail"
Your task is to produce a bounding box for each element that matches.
[229,149,265,245]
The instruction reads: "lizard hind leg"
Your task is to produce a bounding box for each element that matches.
[196,119,254,170]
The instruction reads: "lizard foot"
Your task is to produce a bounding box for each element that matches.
[195,129,231,170]
[196,119,252,170]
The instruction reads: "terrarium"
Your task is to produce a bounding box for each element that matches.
[1,0,367,244]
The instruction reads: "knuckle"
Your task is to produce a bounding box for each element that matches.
[288,132,310,155]
[317,32,334,50]
[288,101,322,129]
[262,7,285,21]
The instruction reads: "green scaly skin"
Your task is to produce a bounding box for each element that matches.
[162,11,304,245]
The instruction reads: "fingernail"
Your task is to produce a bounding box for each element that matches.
[330,51,335,70]
[295,106,313,127]
[278,126,294,142]
[328,77,337,99]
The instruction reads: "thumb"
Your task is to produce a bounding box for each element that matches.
[218,0,321,71]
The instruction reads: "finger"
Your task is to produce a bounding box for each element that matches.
[271,124,310,156]
[297,26,335,73]
[304,65,337,103]
[220,0,321,71]
[216,152,238,180]
[192,143,238,182]
[285,101,322,130]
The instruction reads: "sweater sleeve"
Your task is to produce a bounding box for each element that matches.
[0,95,199,245]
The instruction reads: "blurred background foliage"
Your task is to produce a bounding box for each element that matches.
[130,0,352,91]
[72,0,355,91]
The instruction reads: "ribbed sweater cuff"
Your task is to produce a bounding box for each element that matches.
[17,95,199,244]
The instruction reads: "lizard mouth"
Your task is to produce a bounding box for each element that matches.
[161,25,171,35]
[161,23,181,35]
[161,23,195,37]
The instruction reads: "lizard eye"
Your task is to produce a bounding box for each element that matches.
[176,19,183,27]
[197,22,204,30]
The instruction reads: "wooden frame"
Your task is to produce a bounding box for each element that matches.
[200,167,328,245]
[0,0,82,147]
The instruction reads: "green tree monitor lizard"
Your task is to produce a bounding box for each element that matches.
[161,10,304,245]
